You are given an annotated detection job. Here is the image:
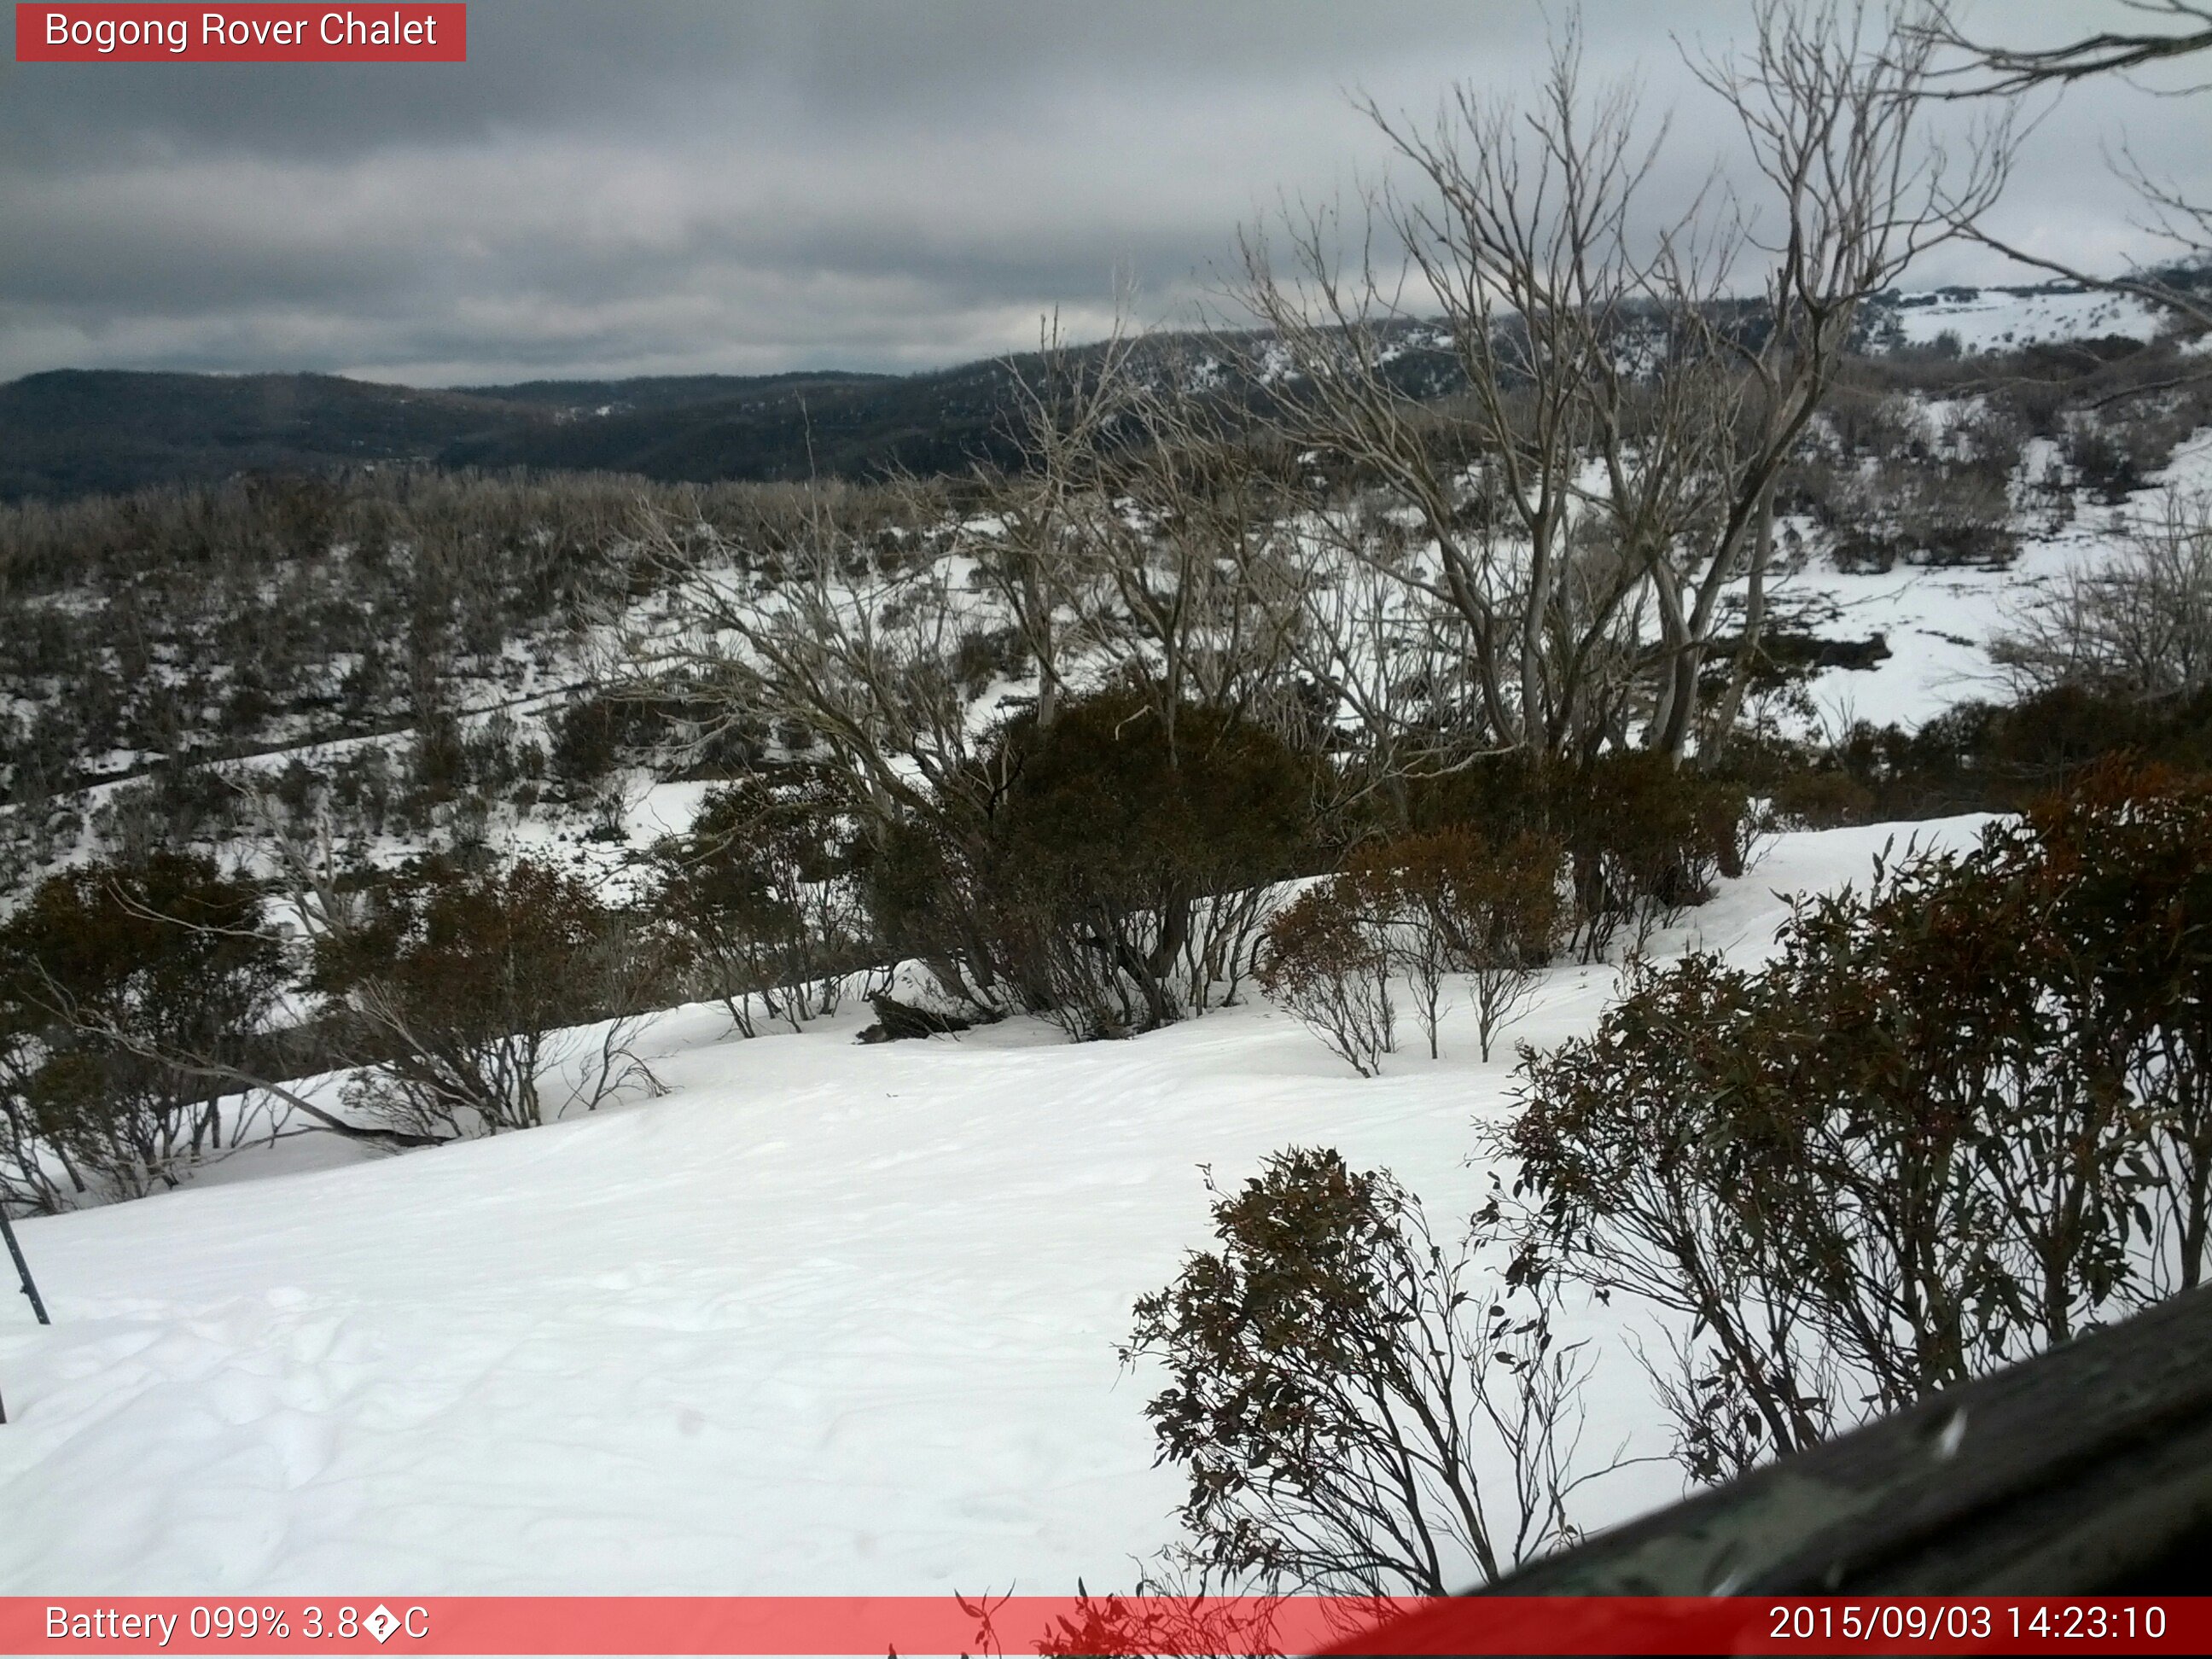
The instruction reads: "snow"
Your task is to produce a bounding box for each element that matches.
[0,818,1991,1594]
[1778,428,2212,734]
[1883,284,2169,354]
[625,780,718,845]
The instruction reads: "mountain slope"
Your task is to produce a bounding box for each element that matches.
[0,371,544,500]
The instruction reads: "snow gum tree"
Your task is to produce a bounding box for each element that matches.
[1237,2,2007,768]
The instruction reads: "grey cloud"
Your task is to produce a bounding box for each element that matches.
[1,1,2205,385]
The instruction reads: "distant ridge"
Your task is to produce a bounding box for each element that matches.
[0,358,1030,502]
[453,370,890,412]
[4,279,2192,504]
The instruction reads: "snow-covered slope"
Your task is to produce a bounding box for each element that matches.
[1878,283,2169,353]
[0,818,1988,1594]
[1765,428,2212,733]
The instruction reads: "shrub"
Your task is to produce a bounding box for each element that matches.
[549,691,667,790]
[1992,488,2212,702]
[1257,882,1395,1077]
[1347,829,1563,1062]
[2064,415,2162,504]
[1828,464,2017,572]
[1390,751,1744,963]
[1507,762,2212,1482]
[1762,762,1877,830]
[1395,752,1551,841]
[1790,684,2212,824]
[0,853,285,1209]
[1556,754,1749,961]
[649,771,865,1035]
[879,692,1321,1038]
[2023,761,2212,1297]
[1126,1148,1595,1592]
[311,858,665,1138]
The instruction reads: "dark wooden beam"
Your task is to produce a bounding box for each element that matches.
[1482,1283,2212,1594]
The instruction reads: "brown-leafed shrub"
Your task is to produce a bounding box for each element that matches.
[1507,761,2212,1482]
[1347,829,1563,1062]
[1779,684,2212,824]
[1257,883,1395,1077]
[1126,1148,1595,1592]
[1390,753,1747,963]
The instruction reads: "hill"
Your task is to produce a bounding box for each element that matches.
[442,357,1039,483]
[0,371,544,501]
[0,359,1036,502]
[2,282,2195,502]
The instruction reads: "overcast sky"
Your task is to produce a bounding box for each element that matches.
[3,0,2208,387]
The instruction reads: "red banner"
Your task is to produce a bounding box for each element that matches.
[0,1596,2204,1655]
[15,4,465,62]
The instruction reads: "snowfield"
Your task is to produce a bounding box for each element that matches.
[1769,429,2212,733]
[1883,284,2170,353]
[0,818,1988,1594]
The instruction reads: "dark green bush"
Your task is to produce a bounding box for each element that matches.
[1554,754,1749,960]
[649,770,866,1034]
[0,853,284,1208]
[310,858,665,1137]
[868,691,1323,1037]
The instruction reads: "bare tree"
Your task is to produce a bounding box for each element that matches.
[1066,363,1315,750]
[632,496,1031,1009]
[1992,486,2212,699]
[1928,1,2212,94]
[1683,0,2010,753]
[1238,6,2005,768]
[1922,2,2212,338]
[957,314,1138,732]
[637,492,984,825]
[1237,34,1675,764]
[632,318,1320,1019]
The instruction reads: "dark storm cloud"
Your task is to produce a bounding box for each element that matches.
[1,1,2205,385]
